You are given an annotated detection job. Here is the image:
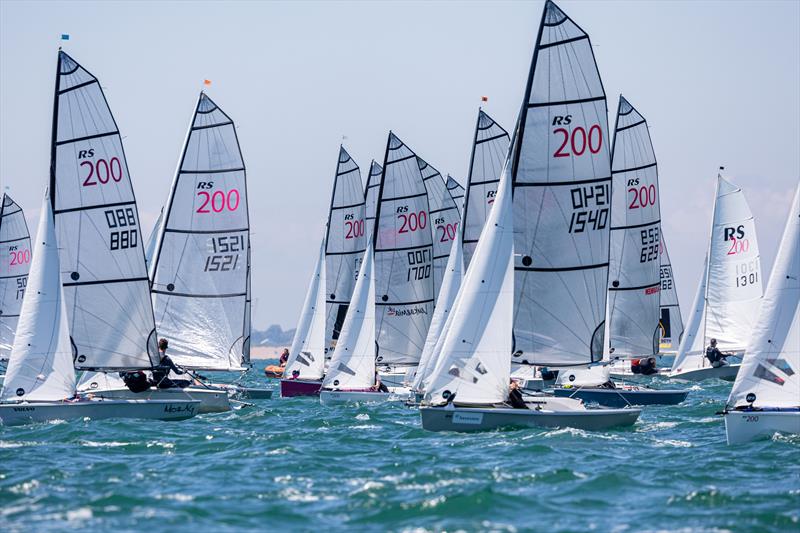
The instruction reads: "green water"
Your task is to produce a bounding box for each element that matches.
[1,372,798,532]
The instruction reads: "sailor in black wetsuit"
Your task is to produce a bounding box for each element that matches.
[151,338,190,389]
[705,338,729,368]
[508,380,527,409]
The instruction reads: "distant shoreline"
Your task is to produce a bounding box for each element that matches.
[250,346,290,361]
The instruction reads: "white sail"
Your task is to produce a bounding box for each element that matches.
[0,194,32,361]
[285,238,327,380]
[413,231,464,392]
[144,208,163,268]
[1,196,75,402]
[323,244,377,390]
[324,147,367,351]
[373,133,434,367]
[672,175,764,373]
[150,93,250,371]
[51,51,158,371]
[511,1,612,367]
[364,161,382,240]
[462,110,510,269]
[425,155,514,405]
[446,175,465,213]
[658,234,684,352]
[606,96,661,358]
[242,243,252,365]
[419,158,460,302]
[727,183,799,409]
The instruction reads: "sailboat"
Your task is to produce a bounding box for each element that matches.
[54,55,228,413]
[724,182,800,444]
[373,133,434,385]
[418,157,460,303]
[553,96,689,406]
[281,238,327,397]
[420,1,640,431]
[0,194,32,365]
[670,173,763,381]
[0,195,199,425]
[445,175,465,212]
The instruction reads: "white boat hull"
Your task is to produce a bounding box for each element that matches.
[724,410,800,445]
[669,363,741,382]
[81,387,230,413]
[320,388,412,405]
[0,399,199,426]
[420,400,640,432]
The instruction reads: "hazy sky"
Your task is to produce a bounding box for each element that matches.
[1,0,798,330]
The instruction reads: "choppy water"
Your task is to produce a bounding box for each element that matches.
[1,370,798,532]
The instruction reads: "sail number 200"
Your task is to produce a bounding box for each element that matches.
[553,124,602,158]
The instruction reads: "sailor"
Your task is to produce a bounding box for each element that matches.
[705,338,729,368]
[279,348,290,367]
[151,338,189,389]
[508,380,527,409]
[372,370,390,393]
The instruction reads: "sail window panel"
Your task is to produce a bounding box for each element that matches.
[57,84,117,143]
[53,139,133,213]
[153,293,245,369]
[152,231,248,296]
[529,44,604,106]
[518,103,609,184]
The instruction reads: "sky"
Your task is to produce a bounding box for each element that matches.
[1,0,798,331]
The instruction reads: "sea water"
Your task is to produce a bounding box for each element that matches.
[1,372,798,532]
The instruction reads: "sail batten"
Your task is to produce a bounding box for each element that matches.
[150,93,250,371]
[50,51,158,371]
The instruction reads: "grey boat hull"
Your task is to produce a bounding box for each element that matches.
[420,404,640,432]
[669,363,741,382]
[82,387,230,414]
[724,409,800,445]
[0,399,200,426]
[552,387,689,407]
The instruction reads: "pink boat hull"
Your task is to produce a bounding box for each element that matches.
[280,379,322,398]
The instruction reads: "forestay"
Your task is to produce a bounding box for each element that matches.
[323,244,377,390]
[462,110,510,269]
[658,235,684,352]
[364,161,382,240]
[324,147,367,351]
[150,93,250,371]
[0,195,32,362]
[446,176,465,213]
[1,197,75,402]
[419,158,460,302]
[425,155,514,406]
[511,1,612,367]
[727,183,799,409]
[373,133,434,367]
[285,239,327,380]
[607,96,661,358]
[50,51,158,371]
[672,175,763,373]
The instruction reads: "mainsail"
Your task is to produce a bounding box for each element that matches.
[324,147,367,351]
[373,133,434,367]
[150,93,250,371]
[322,244,377,390]
[511,1,612,367]
[658,234,684,352]
[364,161,382,240]
[672,175,764,373]
[727,183,799,409]
[419,157,460,302]
[0,194,32,361]
[285,238,327,380]
[50,51,158,370]
[606,96,661,358]
[1,196,75,402]
[462,110,510,269]
[446,175,465,212]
